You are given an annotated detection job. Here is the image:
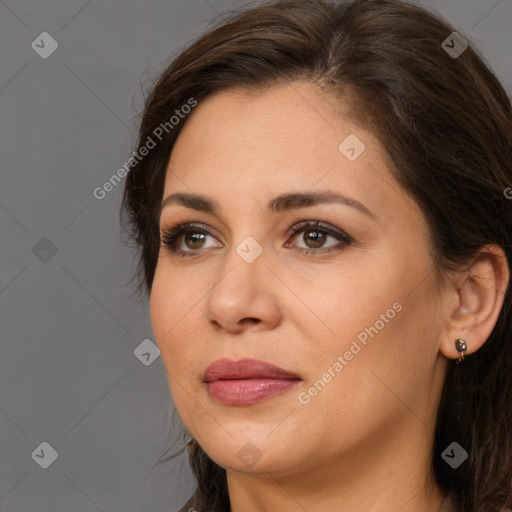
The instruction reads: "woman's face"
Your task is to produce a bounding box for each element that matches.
[150,81,450,477]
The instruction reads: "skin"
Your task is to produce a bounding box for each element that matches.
[149,81,509,512]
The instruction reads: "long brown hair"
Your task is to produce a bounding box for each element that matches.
[121,1,512,510]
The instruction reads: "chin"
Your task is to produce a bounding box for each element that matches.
[192,425,306,475]
[210,446,297,475]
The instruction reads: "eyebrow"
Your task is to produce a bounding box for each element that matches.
[159,190,375,220]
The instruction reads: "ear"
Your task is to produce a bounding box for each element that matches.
[439,244,510,360]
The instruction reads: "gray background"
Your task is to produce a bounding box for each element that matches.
[0,0,510,511]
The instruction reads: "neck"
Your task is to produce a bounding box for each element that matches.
[227,415,447,512]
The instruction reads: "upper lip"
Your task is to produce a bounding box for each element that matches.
[203,358,301,383]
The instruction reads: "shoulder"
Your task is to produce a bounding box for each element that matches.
[438,492,457,512]
[440,492,512,512]
[177,494,197,512]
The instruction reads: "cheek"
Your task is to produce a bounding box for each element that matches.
[292,251,433,411]
[149,264,204,378]
[150,277,208,434]
[293,255,406,364]
[292,304,415,450]
[308,286,439,437]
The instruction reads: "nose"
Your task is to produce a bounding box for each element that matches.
[203,242,282,334]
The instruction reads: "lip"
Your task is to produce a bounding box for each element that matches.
[203,358,302,406]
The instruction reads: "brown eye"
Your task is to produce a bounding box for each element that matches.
[301,229,328,249]
[286,221,353,255]
[160,223,222,257]
[183,232,207,249]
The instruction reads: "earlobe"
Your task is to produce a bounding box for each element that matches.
[439,244,510,362]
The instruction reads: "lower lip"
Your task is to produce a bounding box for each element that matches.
[206,378,301,406]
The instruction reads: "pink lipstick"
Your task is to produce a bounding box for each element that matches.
[203,358,302,406]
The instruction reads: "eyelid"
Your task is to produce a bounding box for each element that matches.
[285,220,353,243]
[160,222,218,240]
[159,222,221,248]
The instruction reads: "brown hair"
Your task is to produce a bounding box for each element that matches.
[121,0,512,510]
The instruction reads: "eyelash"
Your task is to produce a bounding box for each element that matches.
[159,220,354,258]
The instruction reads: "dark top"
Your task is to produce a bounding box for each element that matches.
[177,493,196,512]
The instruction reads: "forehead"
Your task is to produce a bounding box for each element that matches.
[169,82,356,164]
[162,82,419,225]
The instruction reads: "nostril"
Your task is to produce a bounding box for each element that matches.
[240,317,260,325]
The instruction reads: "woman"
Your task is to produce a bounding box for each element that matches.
[121,0,512,510]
